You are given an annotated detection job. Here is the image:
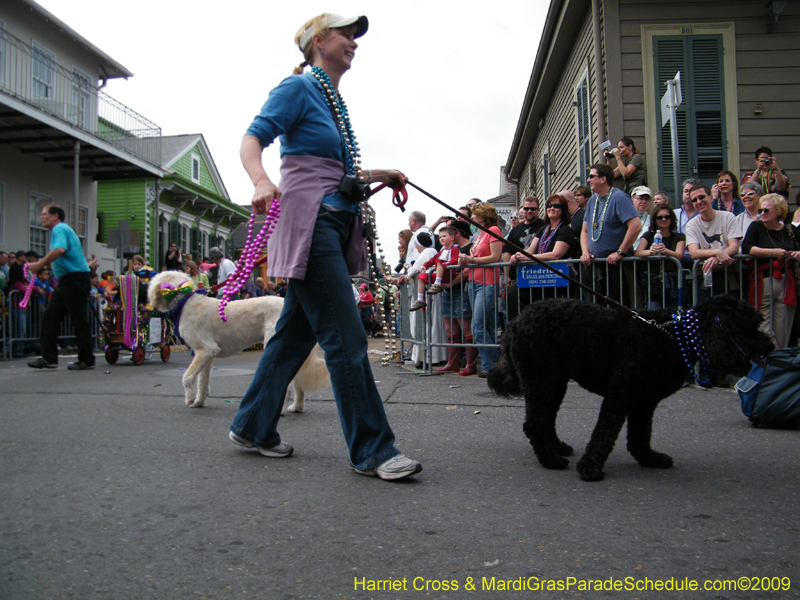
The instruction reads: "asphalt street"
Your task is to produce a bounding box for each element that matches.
[1,339,798,600]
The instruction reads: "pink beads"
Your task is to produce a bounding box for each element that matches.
[218,201,281,321]
[18,263,37,309]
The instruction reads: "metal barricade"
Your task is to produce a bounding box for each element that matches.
[394,252,796,373]
[2,289,100,360]
[691,255,794,349]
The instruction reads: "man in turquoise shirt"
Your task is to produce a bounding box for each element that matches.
[27,204,95,370]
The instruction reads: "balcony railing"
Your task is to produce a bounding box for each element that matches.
[0,28,161,167]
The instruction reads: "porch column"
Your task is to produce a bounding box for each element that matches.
[73,140,80,232]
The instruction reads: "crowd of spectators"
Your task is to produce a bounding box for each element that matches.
[385,140,797,382]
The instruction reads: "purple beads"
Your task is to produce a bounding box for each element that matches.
[218,202,281,321]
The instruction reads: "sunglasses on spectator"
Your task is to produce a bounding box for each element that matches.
[758,208,771,214]
[546,204,562,209]
[655,215,672,220]
[742,191,758,198]
[587,174,598,179]
[523,206,539,211]
[690,194,708,203]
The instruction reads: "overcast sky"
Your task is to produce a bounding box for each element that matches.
[37,0,547,266]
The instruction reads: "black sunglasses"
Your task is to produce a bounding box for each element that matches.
[655,215,672,220]
[546,204,562,209]
[758,208,771,214]
[522,206,539,211]
[690,194,708,203]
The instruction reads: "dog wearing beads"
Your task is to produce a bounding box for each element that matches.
[148,270,330,410]
[488,295,773,481]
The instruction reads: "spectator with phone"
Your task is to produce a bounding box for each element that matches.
[711,171,744,215]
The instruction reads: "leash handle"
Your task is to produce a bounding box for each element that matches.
[370,173,408,212]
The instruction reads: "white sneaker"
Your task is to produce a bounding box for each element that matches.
[355,454,422,480]
[229,431,293,458]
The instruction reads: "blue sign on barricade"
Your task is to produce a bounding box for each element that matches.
[518,264,569,288]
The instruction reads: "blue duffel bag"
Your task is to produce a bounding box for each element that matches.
[736,346,800,427]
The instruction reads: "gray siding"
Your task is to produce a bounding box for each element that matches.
[508,0,799,206]
[617,0,800,192]
[520,13,597,201]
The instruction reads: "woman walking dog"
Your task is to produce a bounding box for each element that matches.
[228,13,421,481]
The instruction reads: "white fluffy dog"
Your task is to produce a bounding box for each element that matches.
[148,270,329,410]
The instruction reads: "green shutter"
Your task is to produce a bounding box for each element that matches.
[576,76,591,185]
[168,219,180,246]
[654,35,725,196]
[691,38,725,181]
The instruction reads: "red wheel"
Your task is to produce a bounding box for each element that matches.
[160,345,171,363]
[105,347,119,365]
[132,346,146,366]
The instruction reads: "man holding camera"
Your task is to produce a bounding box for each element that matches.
[741,146,790,200]
[164,242,183,271]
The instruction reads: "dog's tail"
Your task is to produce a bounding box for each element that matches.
[293,346,331,393]
[487,336,523,398]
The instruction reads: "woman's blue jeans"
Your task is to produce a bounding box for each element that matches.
[231,209,399,471]
[469,280,499,370]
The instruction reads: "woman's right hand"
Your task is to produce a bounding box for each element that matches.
[711,184,720,200]
[252,179,282,215]
[650,243,666,254]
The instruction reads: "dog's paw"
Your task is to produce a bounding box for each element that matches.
[576,458,605,482]
[636,451,673,469]
[286,404,303,414]
[555,441,574,457]
[538,454,570,470]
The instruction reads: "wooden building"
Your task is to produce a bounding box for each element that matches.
[505,0,799,204]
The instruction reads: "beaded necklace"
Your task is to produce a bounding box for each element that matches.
[590,189,613,242]
[120,273,138,349]
[673,309,711,386]
[218,202,281,322]
[306,67,398,365]
[17,263,37,309]
[537,222,561,254]
[309,66,361,178]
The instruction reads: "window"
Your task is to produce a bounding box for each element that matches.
[574,71,591,185]
[77,205,88,254]
[31,41,55,100]
[181,224,189,251]
[642,24,738,197]
[0,21,6,85]
[191,154,200,183]
[29,192,52,257]
[0,181,5,246]
[201,231,208,259]
[71,68,91,129]
[541,148,551,199]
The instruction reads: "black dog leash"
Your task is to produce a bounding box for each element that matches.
[404,179,654,326]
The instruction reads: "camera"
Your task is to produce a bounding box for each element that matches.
[338,175,371,203]
[763,157,773,165]
[603,150,615,159]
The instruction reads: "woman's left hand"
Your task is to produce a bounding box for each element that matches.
[650,243,665,254]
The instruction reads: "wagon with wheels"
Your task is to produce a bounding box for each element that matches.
[97,273,174,366]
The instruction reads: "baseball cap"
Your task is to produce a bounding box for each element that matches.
[299,15,369,51]
[450,221,471,239]
[631,186,653,199]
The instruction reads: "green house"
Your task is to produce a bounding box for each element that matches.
[97,134,249,268]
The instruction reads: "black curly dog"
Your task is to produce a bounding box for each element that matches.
[488,296,774,481]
